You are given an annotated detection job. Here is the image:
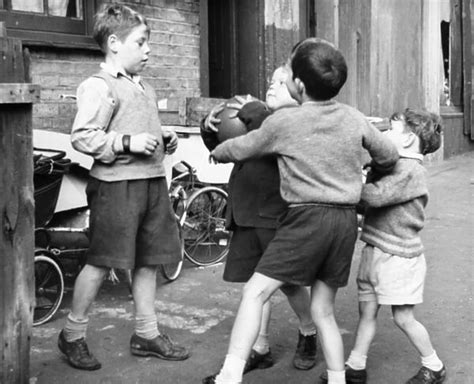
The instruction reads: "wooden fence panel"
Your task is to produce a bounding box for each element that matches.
[0,34,36,384]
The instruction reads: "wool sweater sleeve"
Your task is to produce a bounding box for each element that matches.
[211,113,279,163]
[361,160,428,208]
[70,77,123,164]
[362,121,399,174]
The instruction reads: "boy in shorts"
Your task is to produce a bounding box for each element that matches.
[201,65,317,376]
[57,4,189,370]
[330,109,446,384]
[204,38,399,384]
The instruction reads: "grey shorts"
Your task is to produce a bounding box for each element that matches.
[255,204,358,287]
[86,177,181,269]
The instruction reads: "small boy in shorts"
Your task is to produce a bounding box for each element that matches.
[201,65,317,377]
[332,109,446,384]
[57,4,189,370]
[204,38,399,384]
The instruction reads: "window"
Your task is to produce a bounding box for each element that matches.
[0,0,99,49]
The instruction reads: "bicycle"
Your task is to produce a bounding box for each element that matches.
[159,161,231,281]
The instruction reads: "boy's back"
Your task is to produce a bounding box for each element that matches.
[212,100,398,206]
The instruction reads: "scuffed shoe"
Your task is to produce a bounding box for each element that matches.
[293,331,317,370]
[320,365,367,384]
[130,333,190,361]
[243,349,274,373]
[406,366,446,384]
[58,330,101,370]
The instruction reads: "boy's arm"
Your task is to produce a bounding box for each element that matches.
[200,100,270,152]
[361,165,427,207]
[70,78,123,163]
[362,121,399,174]
[211,113,279,163]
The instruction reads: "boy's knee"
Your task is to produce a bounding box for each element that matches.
[392,306,415,328]
[242,281,271,303]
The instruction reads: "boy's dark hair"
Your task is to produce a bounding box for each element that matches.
[391,109,443,155]
[93,4,150,53]
[290,38,347,100]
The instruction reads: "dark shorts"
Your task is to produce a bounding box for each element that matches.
[86,177,181,269]
[255,204,358,288]
[223,226,276,282]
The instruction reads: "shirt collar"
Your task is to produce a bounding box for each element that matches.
[100,62,142,85]
[399,149,424,162]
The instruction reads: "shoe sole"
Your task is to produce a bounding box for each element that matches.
[130,347,190,361]
[244,360,274,374]
[58,340,102,371]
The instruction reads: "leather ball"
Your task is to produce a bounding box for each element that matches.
[215,95,257,142]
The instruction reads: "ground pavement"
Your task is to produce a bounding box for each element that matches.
[29,152,474,384]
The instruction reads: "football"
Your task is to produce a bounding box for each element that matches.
[215,95,258,143]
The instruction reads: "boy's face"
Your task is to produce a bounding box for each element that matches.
[284,63,303,104]
[114,24,150,76]
[265,67,298,110]
[385,119,420,155]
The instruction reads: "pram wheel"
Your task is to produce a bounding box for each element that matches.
[33,249,64,326]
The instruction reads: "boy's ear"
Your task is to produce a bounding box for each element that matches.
[108,34,120,53]
[294,77,305,96]
[402,131,418,149]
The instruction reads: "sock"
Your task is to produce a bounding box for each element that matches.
[215,354,246,384]
[421,350,443,372]
[346,350,368,370]
[63,313,88,342]
[252,332,270,354]
[327,369,346,384]
[134,313,159,340]
[299,321,317,336]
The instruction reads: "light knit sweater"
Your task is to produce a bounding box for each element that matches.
[71,70,166,182]
[212,100,399,205]
[360,157,428,258]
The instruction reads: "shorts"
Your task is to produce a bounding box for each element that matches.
[357,244,426,305]
[255,204,358,287]
[86,177,181,269]
[223,226,276,282]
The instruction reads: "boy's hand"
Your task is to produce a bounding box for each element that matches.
[163,131,178,154]
[209,152,220,164]
[130,133,159,155]
[203,103,225,132]
[227,94,254,111]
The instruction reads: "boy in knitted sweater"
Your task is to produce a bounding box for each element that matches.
[337,109,445,384]
[205,38,399,384]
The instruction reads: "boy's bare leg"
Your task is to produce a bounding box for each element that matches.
[252,300,272,353]
[130,265,190,360]
[353,301,380,355]
[311,280,345,384]
[217,273,283,383]
[281,284,317,369]
[69,264,109,320]
[132,265,158,317]
[59,264,108,370]
[392,305,441,359]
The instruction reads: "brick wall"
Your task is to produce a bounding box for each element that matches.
[31,0,201,134]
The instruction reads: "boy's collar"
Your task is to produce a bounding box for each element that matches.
[301,100,336,107]
[100,62,142,85]
[399,149,424,162]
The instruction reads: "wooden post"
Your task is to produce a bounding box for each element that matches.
[0,27,40,384]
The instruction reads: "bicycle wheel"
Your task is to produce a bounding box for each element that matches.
[33,250,65,326]
[160,220,184,281]
[181,186,230,266]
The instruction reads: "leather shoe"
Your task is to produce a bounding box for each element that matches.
[320,365,367,384]
[293,331,317,370]
[58,330,101,370]
[130,333,190,361]
[244,349,274,373]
